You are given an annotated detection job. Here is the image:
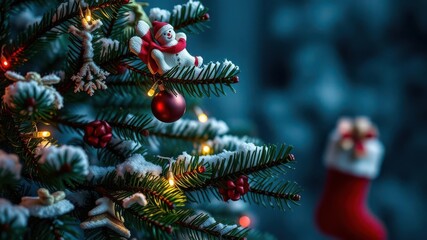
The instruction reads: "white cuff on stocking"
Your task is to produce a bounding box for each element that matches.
[324,130,384,179]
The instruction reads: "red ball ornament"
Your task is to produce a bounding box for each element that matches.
[84,120,112,148]
[151,90,186,123]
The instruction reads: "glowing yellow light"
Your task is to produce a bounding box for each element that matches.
[201,144,211,155]
[33,131,51,138]
[194,106,208,123]
[239,215,251,228]
[147,82,159,97]
[147,88,156,97]
[3,60,8,66]
[167,171,175,186]
[85,7,92,22]
[198,113,208,123]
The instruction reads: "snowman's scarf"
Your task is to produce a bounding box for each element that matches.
[139,31,186,74]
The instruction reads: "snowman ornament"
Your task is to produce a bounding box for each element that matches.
[129,20,203,75]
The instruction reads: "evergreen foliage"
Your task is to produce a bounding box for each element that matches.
[0,1,301,239]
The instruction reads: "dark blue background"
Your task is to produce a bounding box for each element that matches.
[150,0,427,239]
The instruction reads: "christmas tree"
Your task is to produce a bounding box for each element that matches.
[0,1,301,239]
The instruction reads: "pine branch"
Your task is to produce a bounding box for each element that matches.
[97,140,147,166]
[169,1,210,34]
[97,111,152,143]
[0,169,20,190]
[108,63,239,98]
[149,119,228,144]
[183,144,295,192]
[96,187,176,239]
[243,178,301,211]
[0,0,12,46]
[26,215,81,240]
[5,0,128,67]
[84,228,126,240]
[170,156,211,189]
[91,172,187,211]
[0,108,40,178]
[176,212,249,240]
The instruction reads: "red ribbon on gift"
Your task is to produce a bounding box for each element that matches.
[339,118,377,158]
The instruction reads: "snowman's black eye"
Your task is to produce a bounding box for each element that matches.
[163,33,166,35]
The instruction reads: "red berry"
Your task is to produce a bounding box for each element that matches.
[222,194,230,202]
[291,194,301,201]
[141,129,150,137]
[201,13,210,21]
[241,175,248,181]
[84,120,112,148]
[218,188,226,195]
[236,186,245,194]
[25,98,36,107]
[231,193,241,201]
[59,163,72,173]
[235,177,244,186]
[227,189,235,198]
[95,125,106,136]
[198,165,206,173]
[232,76,239,83]
[226,180,236,189]
[87,136,99,146]
[85,126,94,135]
[287,154,295,161]
[117,64,127,74]
[244,183,250,193]
[166,226,173,234]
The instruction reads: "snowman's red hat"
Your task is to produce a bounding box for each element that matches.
[153,21,173,40]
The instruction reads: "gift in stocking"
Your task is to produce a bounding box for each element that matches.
[315,117,387,240]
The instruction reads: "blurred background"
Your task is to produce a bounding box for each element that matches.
[153,0,427,239]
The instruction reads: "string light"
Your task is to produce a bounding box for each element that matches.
[167,170,175,186]
[85,7,92,22]
[157,156,175,186]
[147,81,160,97]
[33,131,51,138]
[1,45,9,70]
[201,143,212,155]
[194,106,208,123]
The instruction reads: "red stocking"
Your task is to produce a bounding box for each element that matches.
[315,117,387,240]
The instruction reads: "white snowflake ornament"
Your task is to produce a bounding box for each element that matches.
[69,16,109,96]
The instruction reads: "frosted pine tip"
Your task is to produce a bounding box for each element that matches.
[290,194,301,201]
[286,153,296,161]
